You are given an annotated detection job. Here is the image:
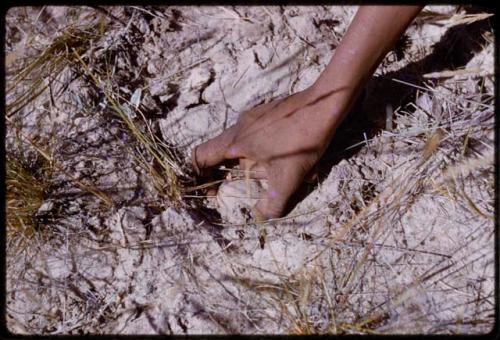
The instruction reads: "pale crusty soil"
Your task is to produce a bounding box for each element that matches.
[5,6,495,334]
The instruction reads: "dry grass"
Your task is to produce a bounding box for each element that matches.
[275,72,494,333]
[228,23,494,331]
[416,9,494,27]
[5,7,187,222]
[5,18,116,233]
[5,8,191,333]
[6,143,51,256]
[6,24,101,117]
[72,49,185,204]
[4,5,494,335]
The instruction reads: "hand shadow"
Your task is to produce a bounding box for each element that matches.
[285,13,493,216]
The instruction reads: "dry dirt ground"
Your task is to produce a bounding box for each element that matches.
[4,6,495,334]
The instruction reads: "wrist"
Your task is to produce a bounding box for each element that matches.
[307,78,360,123]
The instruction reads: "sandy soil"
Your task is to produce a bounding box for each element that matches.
[5,6,495,334]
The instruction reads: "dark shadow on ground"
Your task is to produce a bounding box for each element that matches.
[285,15,493,215]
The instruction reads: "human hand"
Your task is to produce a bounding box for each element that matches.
[192,86,347,221]
[192,5,423,221]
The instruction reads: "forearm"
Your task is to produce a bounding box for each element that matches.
[311,6,423,123]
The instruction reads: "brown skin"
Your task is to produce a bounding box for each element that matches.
[192,6,423,221]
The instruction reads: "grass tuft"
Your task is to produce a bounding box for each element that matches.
[72,48,185,204]
[6,25,101,117]
[6,146,51,255]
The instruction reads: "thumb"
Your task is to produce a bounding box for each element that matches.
[192,126,238,174]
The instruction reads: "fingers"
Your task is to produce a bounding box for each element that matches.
[239,159,267,179]
[254,162,303,221]
[253,181,289,221]
[191,126,239,174]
